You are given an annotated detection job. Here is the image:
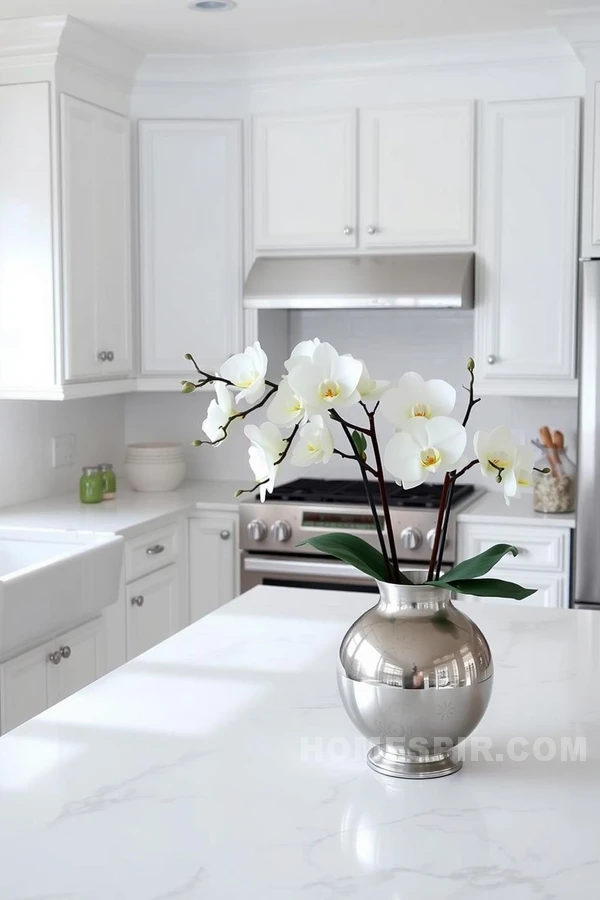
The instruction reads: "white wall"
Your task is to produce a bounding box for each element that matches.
[125,311,578,489]
[0,396,125,508]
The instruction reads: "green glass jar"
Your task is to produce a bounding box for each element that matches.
[80,466,103,504]
[99,463,117,500]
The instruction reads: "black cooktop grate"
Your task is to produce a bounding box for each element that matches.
[264,478,475,509]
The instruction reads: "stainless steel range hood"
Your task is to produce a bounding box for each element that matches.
[243,253,475,310]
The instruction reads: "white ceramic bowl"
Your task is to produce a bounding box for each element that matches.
[125,459,186,492]
[125,442,184,461]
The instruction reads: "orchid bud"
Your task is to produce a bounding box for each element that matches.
[466,357,475,373]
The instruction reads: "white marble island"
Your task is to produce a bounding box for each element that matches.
[0,586,598,899]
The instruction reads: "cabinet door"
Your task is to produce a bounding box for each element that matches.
[587,82,600,256]
[49,618,106,706]
[0,637,54,733]
[61,95,132,381]
[126,565,181,660]
[455,572,566,608]
[95,107,132,376]
[475,98,580,397]
[189,515,238,622]
[253,111,357,251]
[360,102,474,248]
[139,120,243,377]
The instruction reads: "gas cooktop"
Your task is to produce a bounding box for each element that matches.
[265,478,475,509]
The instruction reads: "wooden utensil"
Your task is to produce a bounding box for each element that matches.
[539,426,559,478]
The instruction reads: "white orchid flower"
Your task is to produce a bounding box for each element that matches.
[380,371,456,430]
[291,415,334,467]
[244,421,286,502]
[202,382,236,443]
[357,362,390,403]
[384,416,467,489]
[284,338,321,372]
[475,428,534,505]
[267,377,306,427]
[219,341,268,405]
[286,342,363,415]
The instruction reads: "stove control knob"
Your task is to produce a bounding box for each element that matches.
[247,519,267,542]
[272,520,292,543]
[401,527,422,551]
[426,529,437,550]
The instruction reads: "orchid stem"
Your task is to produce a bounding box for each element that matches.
[331,410,393,583]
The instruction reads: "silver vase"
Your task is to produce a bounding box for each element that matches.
[337,570,493,779]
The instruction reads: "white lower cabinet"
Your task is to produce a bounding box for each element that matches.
[126,565,182,659]
[0,618,105,733]
[456,520,571,608]
[189,515,238,622]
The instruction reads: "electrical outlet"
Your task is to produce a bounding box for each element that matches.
[52,434,76,468]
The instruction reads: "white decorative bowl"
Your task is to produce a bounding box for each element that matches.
[125,459,186,492]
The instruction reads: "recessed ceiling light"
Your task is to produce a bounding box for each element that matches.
[187,0,237,10]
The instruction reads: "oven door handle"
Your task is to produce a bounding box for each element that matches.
[243,555,373,581]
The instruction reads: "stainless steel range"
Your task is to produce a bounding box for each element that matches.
[240,479,477,593]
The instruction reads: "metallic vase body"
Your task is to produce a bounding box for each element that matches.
[337,571,493,779]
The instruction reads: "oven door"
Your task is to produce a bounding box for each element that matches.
[241,553,378,594]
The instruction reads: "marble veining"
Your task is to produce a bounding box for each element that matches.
[0,585,598,899]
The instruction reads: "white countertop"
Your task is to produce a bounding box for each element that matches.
[0,584,597,899]
[457,490,576,528]
[0,479,241,537]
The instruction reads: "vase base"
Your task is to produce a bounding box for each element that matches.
[367,745,462,779]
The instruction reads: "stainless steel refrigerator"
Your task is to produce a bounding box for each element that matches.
[575,260,600,607]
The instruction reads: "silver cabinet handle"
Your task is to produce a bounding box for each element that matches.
[59,646,71,659]
[131,595,144,607]
[343,226,353,236]
[487,354,497,365]
[220,530,231,540]
[366,225,377,235]
[48,651,61,665]
[97,351,108,362]
[146,544,165,556]
[106,351,114,362]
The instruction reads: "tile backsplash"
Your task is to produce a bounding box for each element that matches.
[0,396,126,508]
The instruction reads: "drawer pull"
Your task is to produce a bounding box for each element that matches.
[146,544,165,556]
[48,651,61,665]
[220,530,231,540]
[131,595,144,607]
[59,646,71,659]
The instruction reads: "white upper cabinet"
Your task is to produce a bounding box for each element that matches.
[586,83,600,257]
[0,83,133,399]
[475,98,580,397]
[61,95,132,381]
[360,102,475,248]
[252,111,357,251]
[139,120,243,381]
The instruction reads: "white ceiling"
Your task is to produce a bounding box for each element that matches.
[0,0,596,55]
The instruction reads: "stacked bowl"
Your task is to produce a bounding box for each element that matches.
[125,443,186,492]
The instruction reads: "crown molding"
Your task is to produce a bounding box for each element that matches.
[0,15,142,86]
[550,7,600,61]
[136,27,575,87]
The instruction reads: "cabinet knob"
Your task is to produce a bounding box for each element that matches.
[59,645,71,659]
[97,351,108,362]
[146,544,165,556]
[366,225,377,235]
[106,351,114,362]
[220,530,231,540]
[48,651,62,665]
[343,226,353,236]
[131,595,144,607]
[487,354,497,365]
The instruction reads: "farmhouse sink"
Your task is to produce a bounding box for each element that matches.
[0,528,123,658]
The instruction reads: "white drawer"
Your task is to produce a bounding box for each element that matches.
[458,523,570,574]
[457,571,567,608]
[125,522,179,583]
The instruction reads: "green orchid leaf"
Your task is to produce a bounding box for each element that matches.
[351,430,368,457]
[429,544,519,585]
[428,577,536,601]
[298,533,388,582]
